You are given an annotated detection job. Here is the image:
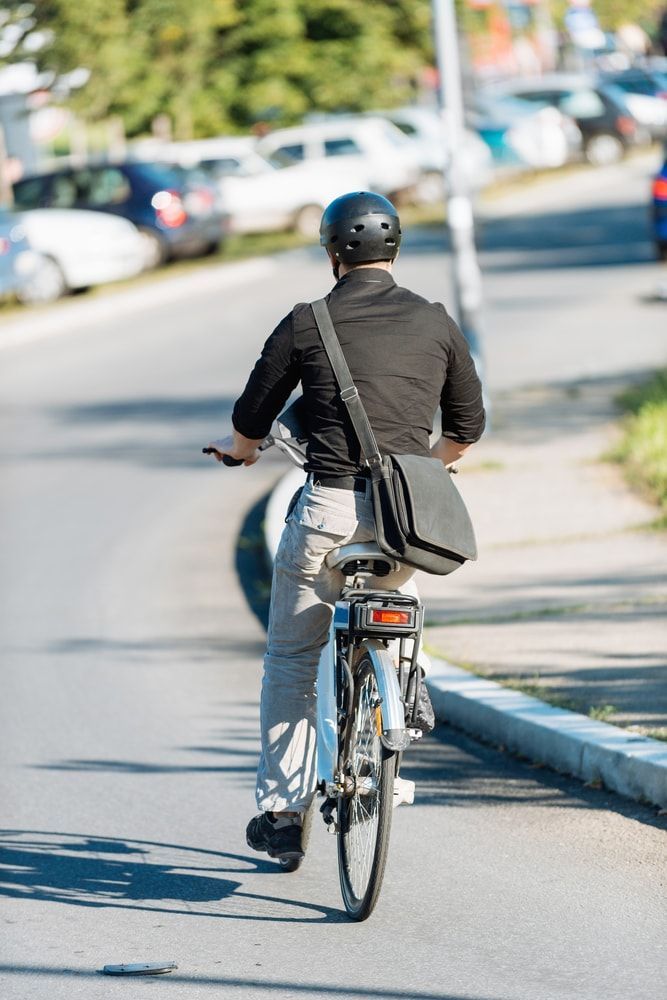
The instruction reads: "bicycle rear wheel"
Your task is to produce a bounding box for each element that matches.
[337,656,396,921]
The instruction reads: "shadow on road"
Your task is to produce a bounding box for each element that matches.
[0,962,500,1000]
[15,395,241,469]
[402,726,667,830]
[403,201,654,272]
[0,830,345,924]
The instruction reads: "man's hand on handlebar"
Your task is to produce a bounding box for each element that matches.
[203,431,264,467]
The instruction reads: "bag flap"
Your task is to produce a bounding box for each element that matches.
[391,454,477,561]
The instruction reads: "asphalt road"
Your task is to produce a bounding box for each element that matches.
[1,154,666,1000]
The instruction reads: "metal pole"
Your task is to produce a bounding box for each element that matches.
[0,124,11,207]
[432,0,485,377]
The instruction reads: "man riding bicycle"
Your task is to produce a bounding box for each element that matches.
[207,191,485,864]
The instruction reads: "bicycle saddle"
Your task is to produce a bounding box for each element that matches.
[325,543,401,577]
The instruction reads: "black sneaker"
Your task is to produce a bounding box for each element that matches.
[246,813,304,861]
[414,678,435,735]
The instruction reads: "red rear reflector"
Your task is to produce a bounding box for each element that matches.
[371,610,411,625]
[653,178,667,199]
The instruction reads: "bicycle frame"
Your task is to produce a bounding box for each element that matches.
[262,419,425,802]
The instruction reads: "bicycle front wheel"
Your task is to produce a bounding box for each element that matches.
[337,656,396,921]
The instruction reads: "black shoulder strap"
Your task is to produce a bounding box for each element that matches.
[311,298,383,477]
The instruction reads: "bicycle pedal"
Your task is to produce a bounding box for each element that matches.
[319,796,338,831]
[393,777,415,807]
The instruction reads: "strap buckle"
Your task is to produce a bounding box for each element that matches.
[340,386,359,403]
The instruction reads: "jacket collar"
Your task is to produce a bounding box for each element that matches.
[335,267,396,289]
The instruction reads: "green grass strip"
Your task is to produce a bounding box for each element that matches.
[612,370,667,526]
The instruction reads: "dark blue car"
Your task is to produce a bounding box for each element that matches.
[12,161,226,267]
[653,149,667,261]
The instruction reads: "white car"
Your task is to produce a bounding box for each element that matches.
[377,106,494,200]
[256,117,421,199]
[150,137,368,236]
[10,208,147,303]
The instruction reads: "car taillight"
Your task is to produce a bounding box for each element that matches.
[0,237,10,255]
[370,609,412,625]
[151,189,187,228]
[653,177,667,199]
[184,187,214,216]
[615,116,636,136]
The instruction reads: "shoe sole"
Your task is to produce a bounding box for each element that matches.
[268,848,305,861]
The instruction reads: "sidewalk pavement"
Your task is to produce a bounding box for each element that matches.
[417,373,667,736]
[263,372,667,808]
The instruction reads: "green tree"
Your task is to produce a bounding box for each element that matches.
[2,0,437,137]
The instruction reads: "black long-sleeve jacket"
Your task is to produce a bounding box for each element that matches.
[232,267,485,477]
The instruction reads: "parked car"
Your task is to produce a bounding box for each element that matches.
[256,117,421,200]
[492,76,643,165]
[0,211,36,301]
[12,161,225,268]
[599,68,667,140]
[652,148,667,260]
[0,207,146,303]
[142,137,368,236]
[468,93,580,168]
[375,106,494,200]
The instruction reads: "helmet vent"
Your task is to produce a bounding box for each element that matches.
[380,222,390,229]
[352,224,365,232]
[385,238,396,246]
[346,240,361,249]
[330,235,338,243]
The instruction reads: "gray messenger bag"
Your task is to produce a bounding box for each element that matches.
[311,299,478,576]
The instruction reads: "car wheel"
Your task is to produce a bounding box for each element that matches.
[293,204,323,238]
[137,227,168,269]
[202,239,222,256]
[16,254,67,305]
[585,134,624,167]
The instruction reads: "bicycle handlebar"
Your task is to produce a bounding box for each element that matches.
[201,448,244,466]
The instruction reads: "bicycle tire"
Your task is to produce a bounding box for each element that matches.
[337,656,396,921]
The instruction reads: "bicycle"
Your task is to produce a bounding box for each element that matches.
[204,408,425,921]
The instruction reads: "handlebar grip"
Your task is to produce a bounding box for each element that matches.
[201,447,244,466]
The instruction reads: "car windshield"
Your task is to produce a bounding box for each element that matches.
[378,121,412,147]
[597,82,631,112]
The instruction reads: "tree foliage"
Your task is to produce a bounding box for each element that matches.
[1,0,434,138]
[4,0,664,139]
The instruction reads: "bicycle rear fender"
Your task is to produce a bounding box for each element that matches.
[364,640,411,751]
[316,622,337,790]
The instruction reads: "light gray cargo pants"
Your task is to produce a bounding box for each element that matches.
[256,478,418,814]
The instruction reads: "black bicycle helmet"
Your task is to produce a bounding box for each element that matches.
[319,191,401,265]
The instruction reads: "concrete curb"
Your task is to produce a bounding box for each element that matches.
[426,659,667,809]
[263,467,667,810]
